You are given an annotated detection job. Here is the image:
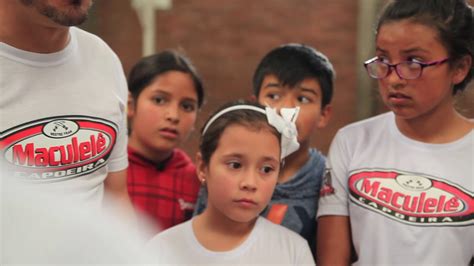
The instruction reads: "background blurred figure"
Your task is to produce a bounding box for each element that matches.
[1,174,151,264]
[127,50,204,235]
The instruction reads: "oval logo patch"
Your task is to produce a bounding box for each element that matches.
[348,170,473,226]
[0,116,117,182]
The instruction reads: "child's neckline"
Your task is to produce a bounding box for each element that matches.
[187,217,262,258]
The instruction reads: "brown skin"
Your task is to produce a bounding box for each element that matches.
[127,71,198,164]
[316,216,351,266]
[376,20,473,143]
[0,0,92,52]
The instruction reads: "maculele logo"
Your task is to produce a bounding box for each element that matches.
[0,116,117,182]
[348,170,474,226]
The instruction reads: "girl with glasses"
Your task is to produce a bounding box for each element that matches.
[317,0,473,265]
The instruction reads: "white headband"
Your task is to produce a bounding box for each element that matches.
[202,104,300,159]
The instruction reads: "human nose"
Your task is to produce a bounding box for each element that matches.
[275,95,297,110]
[165,103,180,123]
[385,65,406,85]
[385,63,409,80]
[239,169,257,192]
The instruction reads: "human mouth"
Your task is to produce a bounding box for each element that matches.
[388,91,411,105]
[234,198,257,208]
[159,128,179,139]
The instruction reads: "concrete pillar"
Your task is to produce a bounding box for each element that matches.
[131,0,172,56]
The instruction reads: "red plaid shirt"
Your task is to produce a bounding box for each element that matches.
[127,147,200,233]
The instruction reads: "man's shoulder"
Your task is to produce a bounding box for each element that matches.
[71,27,115,55]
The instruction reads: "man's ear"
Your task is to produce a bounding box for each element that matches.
[127,93,135,119]
[195,152,207,184]
[452,55,472,85]
[316,104,332,129]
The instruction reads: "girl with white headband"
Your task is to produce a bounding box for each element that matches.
[146,100,314,265]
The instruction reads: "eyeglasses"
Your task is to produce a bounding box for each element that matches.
[363,57,450,80]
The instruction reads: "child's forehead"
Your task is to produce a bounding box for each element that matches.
[215,124,280,160]
[218,123,278,145]
[222,122,271,135]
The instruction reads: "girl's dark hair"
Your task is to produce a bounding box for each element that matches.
[376,0,473,94]
[199,100,281,165]
[128,50,205,107]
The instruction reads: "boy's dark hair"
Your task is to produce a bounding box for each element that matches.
[252,43,335,107]
[199,100,281,165]
[377,0,473,94]
[128,50,205,107]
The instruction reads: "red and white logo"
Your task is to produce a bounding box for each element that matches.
[349,170,474,226]
[0,116,117,182]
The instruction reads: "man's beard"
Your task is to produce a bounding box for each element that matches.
[20,0,91,26]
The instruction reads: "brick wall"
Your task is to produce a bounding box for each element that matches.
[89,0,473,158]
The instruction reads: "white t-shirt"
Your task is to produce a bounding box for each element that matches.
[0,27,128,208]
[317,112,474,265]
[146,217,315,265]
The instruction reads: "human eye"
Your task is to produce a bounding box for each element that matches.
[378,56,390,64]
[153,95,166,105]
[260,164,277,175]
[405,55,425,62]
[181,101,197,112]
[227,161,242,170]
[265,92,281,102]
[297,95,311,104]
[404,57,424,69]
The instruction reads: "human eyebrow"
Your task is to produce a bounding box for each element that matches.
[181,97,198,104]
[298,87,319,96]
[150,89,171,96]
[221,153,244,160]
[262,156,280,164]
[263,82,282,89]
[400,47,430,57]
[375,46,387,54]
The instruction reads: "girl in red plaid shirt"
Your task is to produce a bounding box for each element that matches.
[126,50,205,235]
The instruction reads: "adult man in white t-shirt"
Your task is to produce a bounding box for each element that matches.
[0,0,133,212]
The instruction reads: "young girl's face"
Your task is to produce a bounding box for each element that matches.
[375,19,466,121]
[128,71,198,160]
[198,124,280,224]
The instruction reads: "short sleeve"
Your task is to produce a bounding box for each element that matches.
[317,129,351,217]
[106,52,129,172]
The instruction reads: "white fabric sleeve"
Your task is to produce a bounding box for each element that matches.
[317,129,350,217]
[106,52,129,173]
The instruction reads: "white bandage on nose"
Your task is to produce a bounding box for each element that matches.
[265,106,300,159]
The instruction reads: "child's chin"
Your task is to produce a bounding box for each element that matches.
[228,214,259,224]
